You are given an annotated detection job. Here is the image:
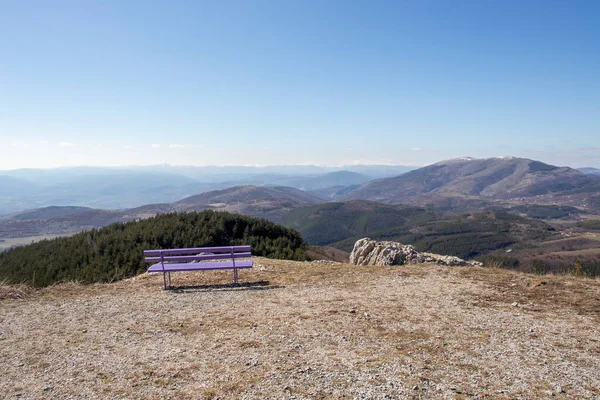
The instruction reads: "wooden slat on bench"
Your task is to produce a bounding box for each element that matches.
[147,260,253,273]
[143,245,250,257]
[144,252,252,263]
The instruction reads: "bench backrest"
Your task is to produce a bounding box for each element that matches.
[144,245,251,263]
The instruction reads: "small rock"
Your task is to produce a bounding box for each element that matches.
[511,302,519,307]
[413,385,419,390]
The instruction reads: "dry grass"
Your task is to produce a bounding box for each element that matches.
[0,279,33,300]
[1,258,599,399]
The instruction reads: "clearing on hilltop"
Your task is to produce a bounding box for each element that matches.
[1,258,598,398]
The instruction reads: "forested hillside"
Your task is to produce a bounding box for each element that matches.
[280,201,440,245]
[0,211,307,287]
[283,203,555,260]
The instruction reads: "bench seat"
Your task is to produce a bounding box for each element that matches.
[148,260,253,273]
[143,245,253,289]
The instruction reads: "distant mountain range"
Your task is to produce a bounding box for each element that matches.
[4,158,599,217]
[0,185,324,239]
[0,165,411,215]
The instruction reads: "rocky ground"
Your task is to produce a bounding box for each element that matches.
[1,259,599,399]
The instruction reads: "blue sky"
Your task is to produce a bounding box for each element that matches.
[1,0,599,169]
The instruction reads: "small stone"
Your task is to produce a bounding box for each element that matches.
[511,302,519,307]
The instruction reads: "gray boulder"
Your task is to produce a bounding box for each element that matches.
[349,238,483,267]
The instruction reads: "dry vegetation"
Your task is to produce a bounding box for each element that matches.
[1,258,599,399]
[511,231,600,274]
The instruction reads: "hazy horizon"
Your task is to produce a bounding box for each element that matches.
[1,155,599,173]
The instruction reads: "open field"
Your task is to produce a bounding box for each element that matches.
[1,258,599,399]
[0,235,63,252]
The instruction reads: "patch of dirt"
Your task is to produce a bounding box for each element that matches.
[1,259,599,399]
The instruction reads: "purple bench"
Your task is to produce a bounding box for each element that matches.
[143,245,253,289]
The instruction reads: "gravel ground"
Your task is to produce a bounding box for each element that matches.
[1,258,599,399]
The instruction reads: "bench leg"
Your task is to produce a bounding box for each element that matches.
[162,272,167,290]
[168,271,172,288]
[233,268,238,285]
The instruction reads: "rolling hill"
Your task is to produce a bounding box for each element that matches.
[6,206,94,221]
[171,185,326,222]
[174,185,324,209]
[279,200,440,246]
[342,157,600,210]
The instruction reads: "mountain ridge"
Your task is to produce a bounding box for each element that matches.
[342,157,600,209]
